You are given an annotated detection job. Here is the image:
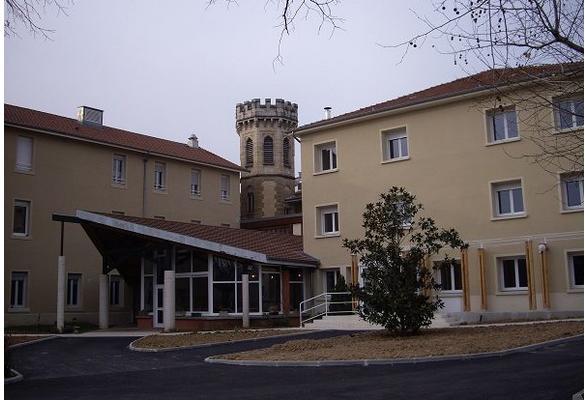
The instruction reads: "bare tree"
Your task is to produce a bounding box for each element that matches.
[5,0,69,38]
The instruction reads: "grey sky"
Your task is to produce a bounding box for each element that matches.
[5,1,475,172]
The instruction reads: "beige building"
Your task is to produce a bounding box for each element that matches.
[295,63,583,319]
[5,104,243,327]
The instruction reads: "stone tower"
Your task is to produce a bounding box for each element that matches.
[236,98,298,220]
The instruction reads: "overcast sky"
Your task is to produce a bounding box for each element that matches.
[5,1,479,172]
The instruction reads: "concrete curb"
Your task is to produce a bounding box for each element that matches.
[128,330,317,353]
[4,369,24,384]
[7,335,58,349]
[204,334,584,367]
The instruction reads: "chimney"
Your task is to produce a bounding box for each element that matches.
[324,107,332,119]
[77,106,103,126]
[188,134,199,148]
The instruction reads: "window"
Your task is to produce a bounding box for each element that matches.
[317,205,339,236]
[561,172,584,211]
[191,169,201,197]
[283,138,291,168]
[212,257,260,314]
[245,138,254,167]
[263,136,274,165]
[568,252,584,288]
[110,275,123,306]
[112,154,126,185]
[289,268,304,312]
[142,259,154,313]
[436,262,462,292]
[15,136,33,172]
[486,107,519,142]
[324,269,340,292]
[173,249,210,315]
[66,273,81,307]
[553,95,584,131]
[10,272,28,308]
[315,141,337,173]
[220,174,230,201]
[492,180,525,217]
[13,200,30,237]
[498,256,528,291]
[154,162,166,191]
[393,202,413,228]
[247,191,255,214]
[382,128,409,161]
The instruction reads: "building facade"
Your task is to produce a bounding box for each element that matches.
[5,104,243,327]
[295,64,583,317]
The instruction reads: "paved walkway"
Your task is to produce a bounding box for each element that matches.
[5,331,583,399]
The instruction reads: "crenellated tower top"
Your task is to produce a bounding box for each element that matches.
[236,98,298,134]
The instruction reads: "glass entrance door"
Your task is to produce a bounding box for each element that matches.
[261,272,281,314]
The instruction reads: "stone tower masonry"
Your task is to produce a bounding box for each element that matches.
[236,98,298,220]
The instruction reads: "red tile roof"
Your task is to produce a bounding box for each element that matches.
[4,104,244,171]
[296,62,583,133]
[87,212,319,266]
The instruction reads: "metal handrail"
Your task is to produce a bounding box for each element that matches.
[299,291,356,327]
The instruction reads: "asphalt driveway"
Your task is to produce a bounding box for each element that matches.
[5,331,584,399]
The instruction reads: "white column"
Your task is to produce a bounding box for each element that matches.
[56,256,66,333]
[242,274,250,328]
[99,274,109,329]
[163,270,175,332]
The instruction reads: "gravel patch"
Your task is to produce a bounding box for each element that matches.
[215,321,583,361]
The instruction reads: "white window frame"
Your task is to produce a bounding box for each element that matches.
[485,106,520,144]
[490,179,526,219]
[112,154,127,186]
[154,162,166,191]
[382,127,409,162]
[15,135,34,173]
[12,199,31,237]
[560,172,584,212]
[220,174,230,201]
[566,250,584,291]
[191,169,202,197]
[435,261,462,294]
[66,273,82,307]
[322,268,341,293]
[553,95,584,132]
[316,204,340,237]
[109,274,124,306]
[497,256,528,292]
[313,140,338,174]
[10,271,28,309]
[173,249,211,315]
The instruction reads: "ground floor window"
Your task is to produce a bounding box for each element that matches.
[289,268,304,312]
[109,275,123,306]
[262,270,281,313]
[498,256,527,291]
[435,261,462,292]
[10,271,28,309]
[568,251,584,288]
[324,269,340,292]
[66,273,81,307]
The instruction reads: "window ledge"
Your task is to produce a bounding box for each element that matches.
[438,291,463,298]
[561,208,583,214]
[554,127,583,135]
[566,287,584,293]
[485,137,521,147]
[14,168,35,175]
[491,213,527,221]
[190,195,203,201]
[496,290,528,296]
[65,306,83,311]
[10,234,32,241]
[153,189,168,194]
[315,233,341,239]
[313,168,339,176]
[220,199,232,204]
[7,307,30,313]
[111,183,127,189]
[381,156,410,164]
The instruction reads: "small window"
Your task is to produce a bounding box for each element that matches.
[245,138,254,167]
[498,256,528,291]
[263,136,274,165]
[553,95,584,131]
[10,272,28,308]
[317,205,339,235]
[191,169,201,197]
[247,192,255,214]
[154,162,166,191]
[220,174,230,201]
[492,180,525,217]
[66,273,81,307]
[436,262,462,292]
[110,275,123,306]
[315,142,337,173]
[393,202,413,227]
[15,136,33,172]
[13,200,30,237]
[382,128,409,161]
[561,172,584,211]
[324,269,340,292]
[568,252,584,288]
[112,154,126,185]
[283,138,291,168]
[486,106,519,142]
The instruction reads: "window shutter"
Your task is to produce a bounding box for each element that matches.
[263,136,273,165]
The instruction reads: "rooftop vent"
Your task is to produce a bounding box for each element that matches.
[188,134,199,148]
[324,106,332,119]
[77,106,103,126]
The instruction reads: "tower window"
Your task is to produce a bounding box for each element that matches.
[283,138,291,168]
[247,192,255,214]
[245,138,254,167]
[263,136,274,165]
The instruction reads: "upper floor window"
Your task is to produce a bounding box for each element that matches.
[66,273,81,307]
[154,162,166,191]
[220,174,230,201]
[245,138,254,167]
[10,271,28,309]
[315,141,337,173]
[317,204,339,236]
[191,169,201,197]
[283,138,291,168]
[561,172,584,211]
[382,128,409,161]
[112,154,126,185]
[553,95,584,131]
[263,136,274,165]
[498,256,527,291]
[15,136,33,172]
[568,251,584,289]
[491,180,525,218]
[486,106,518,143]
[13,200,30,237]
